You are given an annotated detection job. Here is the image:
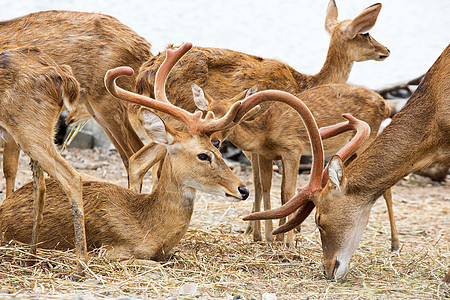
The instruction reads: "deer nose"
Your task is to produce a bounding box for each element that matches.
[238,185,249,200]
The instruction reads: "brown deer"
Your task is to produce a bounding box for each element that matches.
[0,46,88,273]
[190,83,398,249]
[136,0,389,112]
[0,10,152,189]
[0,43,341,262]
[244,45,450,282]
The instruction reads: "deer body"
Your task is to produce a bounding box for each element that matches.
[0,10,152,182]
[136,1,389,111]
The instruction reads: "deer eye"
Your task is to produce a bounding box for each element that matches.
[317,215,325,231]
[197,153,211,162]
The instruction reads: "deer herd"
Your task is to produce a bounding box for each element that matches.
[0,0,448,284]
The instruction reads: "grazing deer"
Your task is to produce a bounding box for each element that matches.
[244,45,450,282]
[0,46,88,273]
[0,10,152,188]
[191,83,398,249]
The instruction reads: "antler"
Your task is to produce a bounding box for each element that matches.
[105,43,243,135]
[271,114,371,235]
[243,113,370,223]
[241,92,325,220]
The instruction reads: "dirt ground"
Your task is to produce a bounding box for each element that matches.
[0,147,448,299]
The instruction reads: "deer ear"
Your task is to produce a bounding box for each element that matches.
[192,84,209,111]
[325,0,338,34]
[58,65,80,109]
[327,155,345,191]
[245,85,259,98]
[139,108,174,145]
[346,3,382,38]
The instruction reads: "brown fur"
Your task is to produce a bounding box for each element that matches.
[313,45,450,281]
[0,10,152,177]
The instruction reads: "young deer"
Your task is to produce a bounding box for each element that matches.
[191,83,397,249]
[0,10,152,187]
[244,45,450,282]
[0,46,88,273]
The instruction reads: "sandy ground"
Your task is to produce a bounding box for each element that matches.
[0,147,448,299]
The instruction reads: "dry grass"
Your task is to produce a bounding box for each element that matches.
[0,148,448,299]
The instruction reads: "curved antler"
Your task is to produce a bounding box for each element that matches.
[242,91,325,220]
[272,114,371,235]
[105,43,244,135]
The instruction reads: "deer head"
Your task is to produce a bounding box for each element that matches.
[325,0,390,62]
[192,84,259,147]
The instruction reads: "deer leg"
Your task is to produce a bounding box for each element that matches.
[29,159,46,258]
[383,188,400,251]
[258,155,274,243]
[129,142,167,192]
[280,153,302,247]
[244,152,263,242]
[20,137,87,275]
[3,139,20,197]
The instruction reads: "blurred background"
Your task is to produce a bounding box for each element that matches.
[1,0,449,90]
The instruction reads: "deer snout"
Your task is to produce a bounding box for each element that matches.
[238,185,249,200]
[323,258,340,280]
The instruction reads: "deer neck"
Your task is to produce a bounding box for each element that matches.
[344,86,438,203]
[137,154,195,239]
[291,42,353,90]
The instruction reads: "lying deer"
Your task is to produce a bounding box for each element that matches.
[244,45,450,282]
[0,10,152,189]
[0,46,88,273]
[191,83,397,248]
[0,43,348,261]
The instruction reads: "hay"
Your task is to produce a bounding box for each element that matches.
[0,148,448,299]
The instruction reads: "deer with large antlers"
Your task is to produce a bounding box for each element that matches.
[125,0,390,244]
[0,43,252,260]
[0,10,152,192]
[0,46,88,274]
[190,83,397,248]
[244,45,450,282]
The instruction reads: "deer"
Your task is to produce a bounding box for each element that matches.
[0,46,88,274]
[243,45,450,282]
[125,0,390,244]
[0,43,354,262]
[0,10,152,192]
[189,82,398,249]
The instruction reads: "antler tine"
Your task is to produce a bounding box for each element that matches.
[105,43,211,133]
[242,91,324,220]
[105,66,199,129]
[154,43,193,104]
[272,114,371,235]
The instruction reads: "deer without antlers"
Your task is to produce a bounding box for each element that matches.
[192,83,398,248]
[0,10,152,190]
[0,43,251,261]
[245,45,450,282]
[136,0,389,111]
[0,46,88,274]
